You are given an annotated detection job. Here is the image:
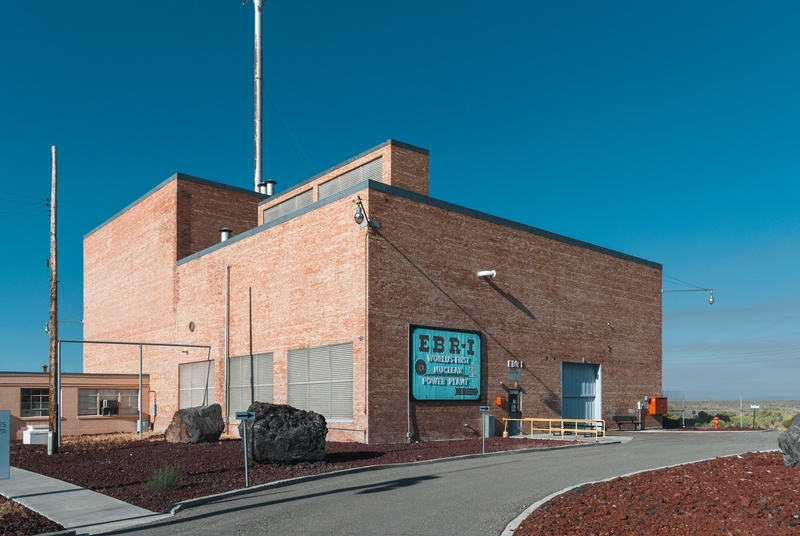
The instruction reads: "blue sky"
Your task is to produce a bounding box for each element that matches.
[1,2,798,399]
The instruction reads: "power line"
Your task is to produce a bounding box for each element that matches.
[662,274,708,290]
[0,190,44,201]
[263,83,316,176]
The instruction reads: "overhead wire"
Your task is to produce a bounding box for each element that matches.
[263,81,316,176]
[0,191,49,227]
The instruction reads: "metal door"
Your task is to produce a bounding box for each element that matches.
[508,390,521,435]
[561,362,600,420]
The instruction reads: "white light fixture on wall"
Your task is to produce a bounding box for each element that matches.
[353,195,380,228]
[660,288,714,305]
[477,270,496,279]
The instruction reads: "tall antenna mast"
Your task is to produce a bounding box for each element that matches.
[253,0,264,192]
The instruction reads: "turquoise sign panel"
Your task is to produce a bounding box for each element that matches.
[410,326,481,401]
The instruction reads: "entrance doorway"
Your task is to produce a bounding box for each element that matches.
[561,362,601,420]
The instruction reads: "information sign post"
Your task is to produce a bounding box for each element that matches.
[0,411,9,480]
[236,411,256,487]
[480,406,490,454]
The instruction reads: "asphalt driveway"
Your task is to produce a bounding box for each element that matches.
[113,431,778,536]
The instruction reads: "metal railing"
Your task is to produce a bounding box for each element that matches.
[502,417,606,442]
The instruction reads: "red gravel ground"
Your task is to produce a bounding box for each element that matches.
[4,435,797,536]
[516,451,800,536]
[5,434,566,535]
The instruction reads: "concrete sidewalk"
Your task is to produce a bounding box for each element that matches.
[0,467,171,535]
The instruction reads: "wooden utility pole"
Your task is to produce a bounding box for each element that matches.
[48,146,58,455]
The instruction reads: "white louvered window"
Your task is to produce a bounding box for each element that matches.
[318,158,382,200]
[287,342,353,422]
[179,360,215,409]
[228,353,273,418]
[263,189,314,223]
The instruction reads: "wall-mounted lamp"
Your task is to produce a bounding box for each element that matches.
[660,288,714,305]
[477,270,496,279]
[353,195,380,228]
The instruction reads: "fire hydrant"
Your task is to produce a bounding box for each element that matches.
[713,415,720,430]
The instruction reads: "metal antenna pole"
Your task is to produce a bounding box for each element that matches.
[48,146,59,455]
[253,0,265,191]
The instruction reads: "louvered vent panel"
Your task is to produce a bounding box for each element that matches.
[256,385,273,405]
[338,168,361,190]
[318,179,339,199]
[361,158,382,183]
[295,189,313,209]
[318,157,382,200]
[287,349,307,383]
[288,383,308,410]
[330,382,353,420]
[263,205,280,223]
[329,343,354,382]
[308,346,330,383]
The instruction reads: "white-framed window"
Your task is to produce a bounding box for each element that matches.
[179,360,215,409]
[288,342,353,422]
[78,389,138,416]
[21,388,49,417]
[228,353,273,418]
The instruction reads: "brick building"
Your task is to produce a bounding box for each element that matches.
[83,139,663,443]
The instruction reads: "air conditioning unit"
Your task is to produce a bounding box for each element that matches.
[102,399,119,409]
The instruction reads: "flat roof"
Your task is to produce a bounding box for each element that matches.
[85,173,266,239]
[179,179,661,270]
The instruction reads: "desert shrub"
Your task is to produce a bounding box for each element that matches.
[661,412,681,429]
[781,414,796,429]
[143,464,181,491]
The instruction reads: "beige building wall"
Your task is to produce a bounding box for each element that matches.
[0,372,150,440]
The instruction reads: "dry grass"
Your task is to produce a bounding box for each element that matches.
[0,495,26,520]
[59,431,242,448]
[61,431,163,447]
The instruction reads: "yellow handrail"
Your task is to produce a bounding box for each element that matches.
[502,417,606,442]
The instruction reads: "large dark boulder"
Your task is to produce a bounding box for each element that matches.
[239,401,327,464]
[164,404,225,444]
[778,414,800,467]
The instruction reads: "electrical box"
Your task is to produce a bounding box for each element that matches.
[648,396,668,415]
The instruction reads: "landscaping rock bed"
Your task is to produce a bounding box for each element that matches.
[515,451,800,535]
[6,435,798,536]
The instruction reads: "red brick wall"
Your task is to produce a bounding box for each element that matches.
[84,176,264,430]
[257,140,429,226]
[171,196,369,440]
[84,142,661,443]
[364,191,662,443]
[176,179,261,260]
[84,181,180,377]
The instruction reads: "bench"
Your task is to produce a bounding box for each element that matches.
[612,415,639,430]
